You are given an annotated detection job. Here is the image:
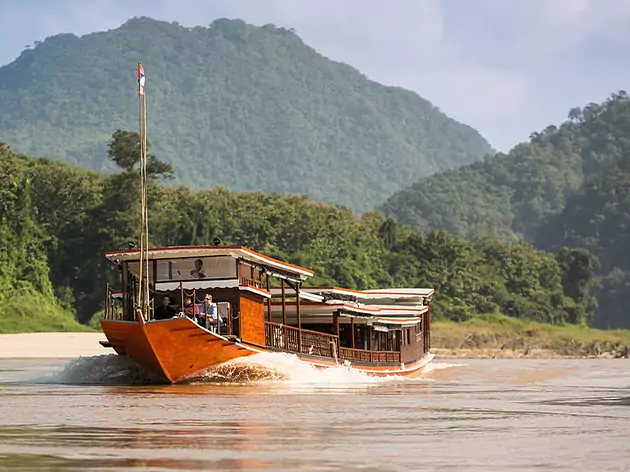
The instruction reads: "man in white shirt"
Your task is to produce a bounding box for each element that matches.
[198,294,217,327]
[190,259,206,278]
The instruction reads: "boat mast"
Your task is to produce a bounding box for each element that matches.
[137,61,150,320]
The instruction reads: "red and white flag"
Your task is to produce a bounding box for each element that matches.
[138,62,145,95]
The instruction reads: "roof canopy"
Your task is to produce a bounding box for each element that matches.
[268,284,433,328]
[105,245,314,280]
[269,301,429,327]
[271,286,434,302]
[270,301,429,317]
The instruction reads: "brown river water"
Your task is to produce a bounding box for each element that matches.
[0,353,629,471]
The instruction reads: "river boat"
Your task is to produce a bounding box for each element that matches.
[100,245,435,382]
[98,62,435,383]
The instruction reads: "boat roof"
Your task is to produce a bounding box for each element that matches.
[104,245,314,279]
[270,286,434,301]
[268,285,432,326]
[303,301,429,318]
[269,301,429,325]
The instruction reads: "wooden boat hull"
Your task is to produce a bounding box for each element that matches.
[100,318,256,382]
[100,317,433,383]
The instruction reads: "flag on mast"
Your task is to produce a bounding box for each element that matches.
[138,61,145,95]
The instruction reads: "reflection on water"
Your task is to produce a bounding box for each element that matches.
[534,395,630,408]
[0,355,629,471]
[0,455,268,471]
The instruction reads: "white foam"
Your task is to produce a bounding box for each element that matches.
[196,351,406,387]
[422,361,467,374]
[29,352,451,387]
[30,354,164,385]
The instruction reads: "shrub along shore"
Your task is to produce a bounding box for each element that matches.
[432,314,630,359]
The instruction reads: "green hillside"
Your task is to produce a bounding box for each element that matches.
[379,91,630,328]
[0,17,492,212]
[535,168,630,329]
[0,138,599,331]
[0,143,93,332]
[379,92,629,240]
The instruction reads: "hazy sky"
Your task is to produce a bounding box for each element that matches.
[1,0,629,151]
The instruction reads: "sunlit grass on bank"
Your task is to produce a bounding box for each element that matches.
[0,292,96,334]
[432,313,630,357]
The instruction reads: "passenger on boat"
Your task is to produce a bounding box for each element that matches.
[190,259,206,279]
[198,294,217,325]
[154,295,177,320]
[183,296,200,319]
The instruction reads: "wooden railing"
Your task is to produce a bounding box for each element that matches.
[103,284,124,320]
[264,321,338,358]
[301,327,339,358]
[264,322,401,363]
[241,277,263,289]
[265,321,300,351]
[339,347,401,364]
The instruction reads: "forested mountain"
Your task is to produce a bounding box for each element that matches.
[0,139,598,331]
[380,92,630,240]
[380,92,630,328]
[535,168,630,329]
[0,17,492,212]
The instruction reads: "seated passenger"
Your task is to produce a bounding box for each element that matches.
[154,295,177,320]
[183,296,200,319]
[198,294,218,325]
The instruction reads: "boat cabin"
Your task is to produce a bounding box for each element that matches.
[103,245,433,366]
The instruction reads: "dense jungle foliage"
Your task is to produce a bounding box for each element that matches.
[0,136,599,331]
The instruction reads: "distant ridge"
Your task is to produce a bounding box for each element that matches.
[0,17,492,211]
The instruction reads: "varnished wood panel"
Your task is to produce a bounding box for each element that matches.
[239,292,266,346]
[401,322,425,364]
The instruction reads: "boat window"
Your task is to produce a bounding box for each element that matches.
[406,328,411,345]
[155,256,237,281]
[126,260,155,283]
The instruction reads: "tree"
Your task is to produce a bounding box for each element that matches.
[107,130,174,179]
[378,218,398,249]
[568,107,583,123]
[556,247,600,323]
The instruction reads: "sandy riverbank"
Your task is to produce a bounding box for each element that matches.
[0,333,108,358]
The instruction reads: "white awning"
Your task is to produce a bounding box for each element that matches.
[154,279,271,299]
[156,279,239,291]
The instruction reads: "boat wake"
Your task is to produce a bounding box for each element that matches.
[30,353,466,387]
[193,352,403,386]
[31,354,166,385]
[422,361,467,374]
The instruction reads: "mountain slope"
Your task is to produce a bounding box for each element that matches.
[0,17,492,212]
[379,92,629,238]
[379,92,630,328]
[535,168,630,329]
